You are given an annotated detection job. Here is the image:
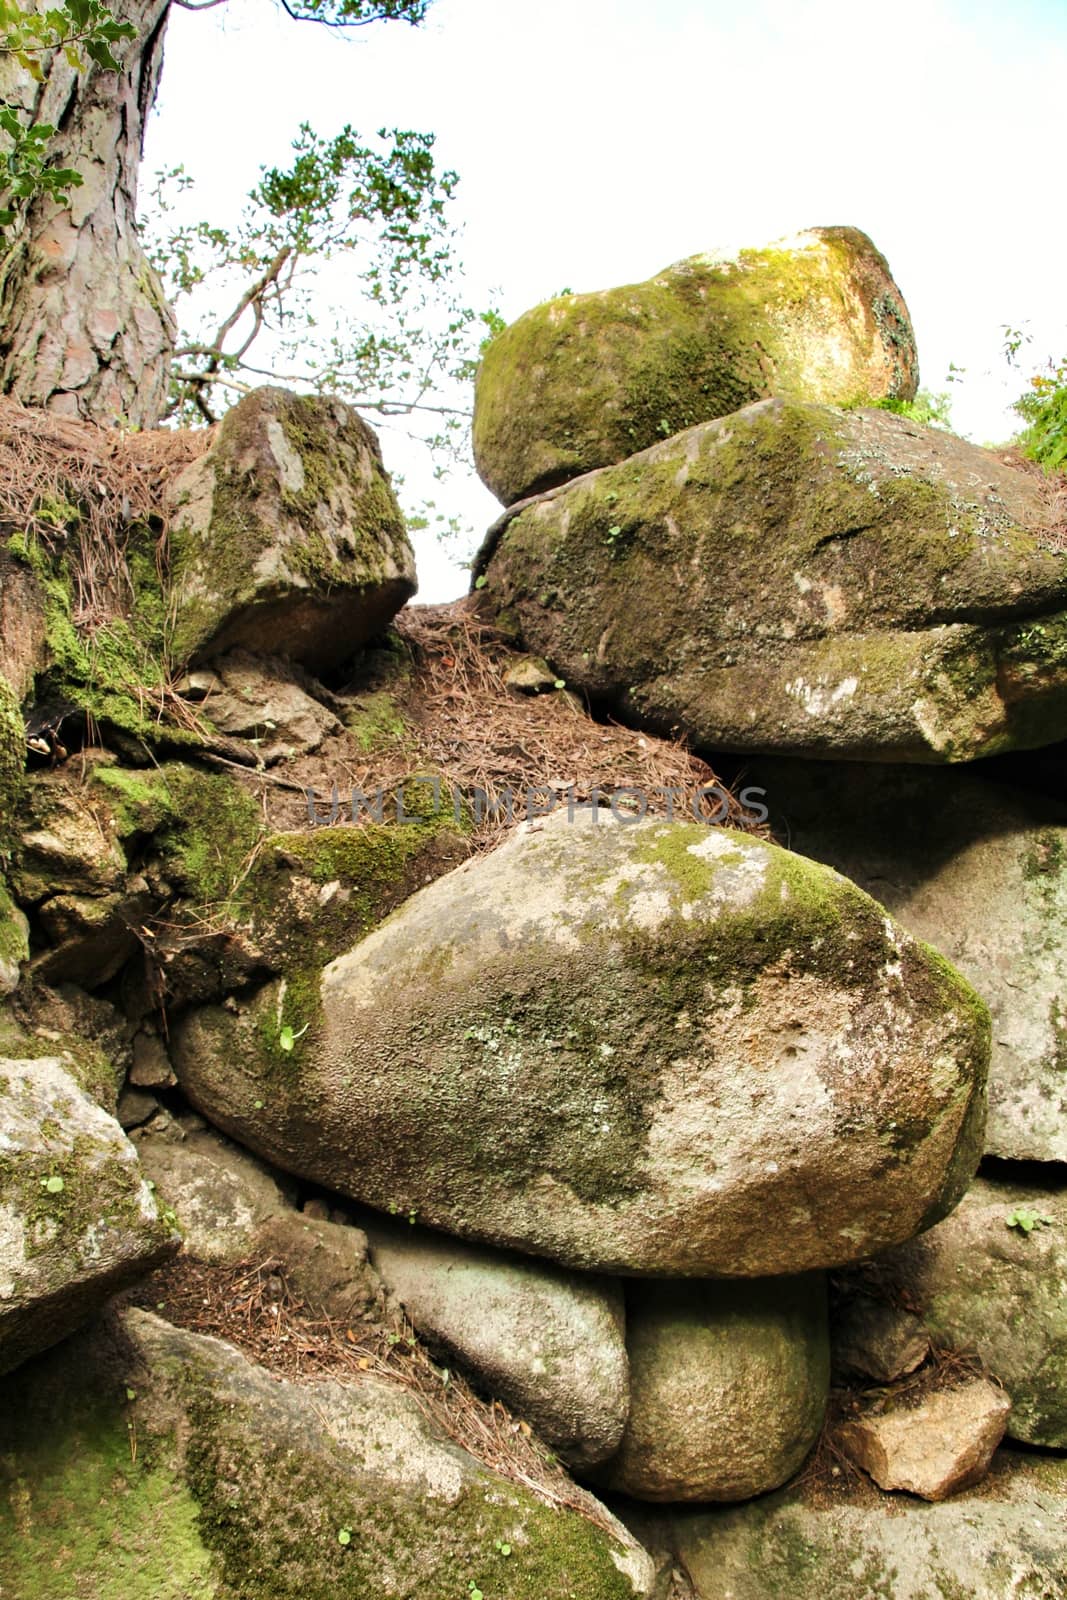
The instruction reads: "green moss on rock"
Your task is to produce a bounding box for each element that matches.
[474,227,918,504]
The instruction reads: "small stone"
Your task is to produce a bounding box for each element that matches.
[503,655,558,694]
[117,1087,160,1131]
[130,1031,177,1089]
[832,1294,929,1383]
[837,1378,1011,1501]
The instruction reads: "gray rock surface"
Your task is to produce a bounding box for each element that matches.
[178,649,342,765]
[0,1055,178,1374]
[0,1306,656,1598]
[172,812,989,1278]
[600,1275,829,1502]
[637,1451,1067,1599]
[165,387,416,670]
[743,759,1067,1161]
[477,400,1067,762]
[363,1211,628,1469]
[831,1292,929,1384]
[867,1174,1067,1448]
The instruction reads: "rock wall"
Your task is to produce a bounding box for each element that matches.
[1,222,1065,1599]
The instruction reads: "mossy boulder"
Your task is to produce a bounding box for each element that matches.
[0,878,29,995]
[363,1212,629,1470]
[477,400,1067,761]
[599,1275,828,1503]
[85,759,468,1006]
[861,1174,1067,1449]
[165,387,416,671]
[0,1055,179,1375]
[740,757,1067,1161]
[0,546,48,703]
[633,1450,1067,1600]
[172,811,988,1277]
[473,227,917,504]
[0,1306,656,1599]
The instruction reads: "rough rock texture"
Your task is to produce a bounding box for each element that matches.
[0,1055,178,1374]
[477,400,1067,762]
[172,812,988,1278]
[0,546,48,703]
[0,1307,656,1599]
[11,757,151,988]
[363,1211,629,1469]
[135,1123,384,1326]
[742,759,1067,1160]
[866,1175,1067,1448]
[134,1124,293,1265]
[177,650,342,767]
[637,1451,1067,1600]
[474,227,916,504]
[831,1292,929,1384]
[0,880,29,995]
[600,1275,828,1502]
[837,1379,1011,1501]
[165,387,416,670]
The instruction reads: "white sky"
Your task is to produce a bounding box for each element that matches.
[144,0,1067,602]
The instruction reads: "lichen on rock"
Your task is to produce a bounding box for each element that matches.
[164,387,417,671]
[474,227,917,504]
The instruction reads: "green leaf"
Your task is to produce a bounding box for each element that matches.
[1005,1207,1052,1235]
[337,1528,352,1546]
[42,1175,65,1194]
[278,1025,296,1053]
[125,1387,137,1401]
[474,574,488,589]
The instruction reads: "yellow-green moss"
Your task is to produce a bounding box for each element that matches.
[474,228,917,504]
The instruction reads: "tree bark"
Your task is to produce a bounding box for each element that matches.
[0,0,175,429]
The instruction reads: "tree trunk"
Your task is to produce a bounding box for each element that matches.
[0,0,175,429]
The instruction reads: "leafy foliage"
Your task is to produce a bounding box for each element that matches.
[0,0,136,230]
[145,117,491,471]
[1013,356,1067,472]
[876,388,954,429]
[1005,1206,1052,1235]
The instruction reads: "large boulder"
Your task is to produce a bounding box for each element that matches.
[862,1174,1067,1448]
[476,400,1067,762]
[165,387,416,670]
[638,1451,1067,1600]
[363,1212,629,1469]
[474,228,917,504]
[172,812,988,1278]
[600,1276,828,1502]
[746,759,1067,1161]
[0,1307,656,1599]
[0,1055,178,1374]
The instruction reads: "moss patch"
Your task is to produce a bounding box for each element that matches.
[0,1334,216,1599]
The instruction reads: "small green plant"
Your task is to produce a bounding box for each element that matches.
[467,1583,483,1600]
[278,1021,310,1053]
[337,1527,352,1546]
[1013,358,1067,471]
[41,1174,65,1194]
[1005,1206,1052,1235]
[1004,324,1067,472]
[493,1539,512,1557]
[876,389,953,429]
